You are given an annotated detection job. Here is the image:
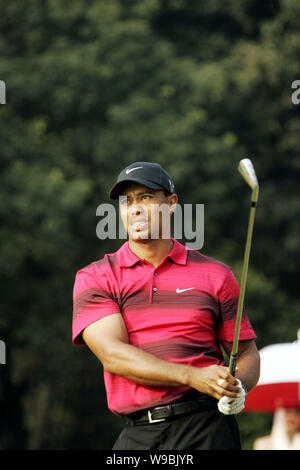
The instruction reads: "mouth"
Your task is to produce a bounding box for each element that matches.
[130,220,148,232]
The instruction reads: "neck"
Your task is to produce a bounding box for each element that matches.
[287,430,296,442]
[129,238,173,268]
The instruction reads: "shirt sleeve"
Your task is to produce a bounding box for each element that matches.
[72,269,121,345]
[216,269,256,343]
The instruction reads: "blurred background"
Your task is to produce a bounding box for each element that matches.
[0,0,300,450]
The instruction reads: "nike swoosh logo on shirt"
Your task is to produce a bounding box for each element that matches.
[126,166,143,174]
[176,287,194,293]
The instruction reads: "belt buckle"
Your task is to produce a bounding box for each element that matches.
[147,409,166,424]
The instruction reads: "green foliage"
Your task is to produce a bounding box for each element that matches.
[0,0,300,449]
[236,411,273,450]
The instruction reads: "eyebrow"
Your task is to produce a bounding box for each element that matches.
[121,189,156,197]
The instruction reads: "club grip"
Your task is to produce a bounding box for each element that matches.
[229,352,238,377]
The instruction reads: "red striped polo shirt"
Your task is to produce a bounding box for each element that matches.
[72,238,256,415]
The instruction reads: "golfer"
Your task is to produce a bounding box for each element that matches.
[72,161,260,450]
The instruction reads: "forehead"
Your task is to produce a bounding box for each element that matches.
[286,408,300,414]
[120,182,161,197]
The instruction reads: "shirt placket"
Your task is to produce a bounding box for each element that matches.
[143,261,159,303]
[151,268,159,303]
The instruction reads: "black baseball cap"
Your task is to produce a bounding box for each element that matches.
[109,161,176,200]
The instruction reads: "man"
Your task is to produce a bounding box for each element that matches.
[72,161,260,450]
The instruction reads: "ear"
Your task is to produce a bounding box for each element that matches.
[169,203,177,215]
[169,193,178,215]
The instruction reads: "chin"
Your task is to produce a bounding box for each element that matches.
[129,229,151,242]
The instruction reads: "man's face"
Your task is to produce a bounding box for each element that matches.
[119,182,177,242]
[285,408,300,435]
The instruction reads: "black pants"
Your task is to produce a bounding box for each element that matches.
[112,409,241,450]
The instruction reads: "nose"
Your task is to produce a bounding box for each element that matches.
[128,203,145,217]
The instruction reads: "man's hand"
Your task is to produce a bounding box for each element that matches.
[217,379,247,415]
[188,365,242,400]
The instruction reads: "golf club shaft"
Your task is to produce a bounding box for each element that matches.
[229,198,258,376]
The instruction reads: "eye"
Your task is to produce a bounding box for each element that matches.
[142,195,152,200]
[119,197,130,206]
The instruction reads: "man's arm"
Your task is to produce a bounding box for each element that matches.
[222,339,260,392]
[82,313,241,400]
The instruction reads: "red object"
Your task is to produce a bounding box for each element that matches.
[244,382,300,413]
[72,238,256,415]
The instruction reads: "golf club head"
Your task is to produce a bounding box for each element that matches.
[238,158,259,202]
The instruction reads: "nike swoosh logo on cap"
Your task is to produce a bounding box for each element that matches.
[176,287,194,293]
[126,166,143,174]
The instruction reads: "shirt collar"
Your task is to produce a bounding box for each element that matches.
[118,237,187,268]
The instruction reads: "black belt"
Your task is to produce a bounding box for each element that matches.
[125,395,218,426]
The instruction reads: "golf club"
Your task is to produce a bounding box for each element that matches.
[229,158,259,377]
